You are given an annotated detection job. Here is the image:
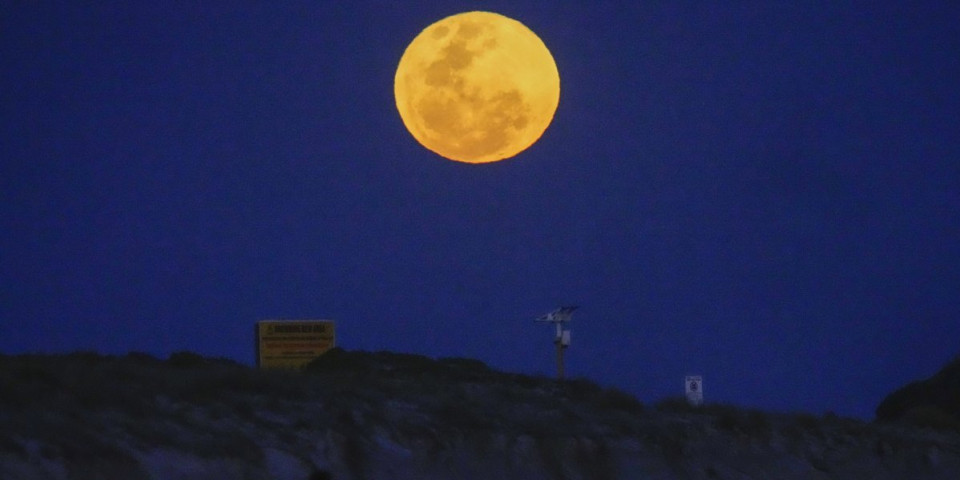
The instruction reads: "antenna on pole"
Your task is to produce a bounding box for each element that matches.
[535,306,577,379]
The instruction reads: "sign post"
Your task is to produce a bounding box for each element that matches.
[685,375,703,406]
[255,319,336,369]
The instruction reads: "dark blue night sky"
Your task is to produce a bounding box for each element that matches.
[2,2,959,420]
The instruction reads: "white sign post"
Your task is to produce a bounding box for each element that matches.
[685,375,703,407]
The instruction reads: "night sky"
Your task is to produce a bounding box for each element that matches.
[3,2,959,420]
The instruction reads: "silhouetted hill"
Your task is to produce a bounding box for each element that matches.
[1,349,959,479]
[876,355,960,431]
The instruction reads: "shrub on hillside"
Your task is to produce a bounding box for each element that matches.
[902,405,960,433]
[875,354,960,426]
[124,351,160,365]
[303,348,380,375]
[167,351,208,368]
[166,351,242,369]
[654,396,697,414]
[594,387,644,414]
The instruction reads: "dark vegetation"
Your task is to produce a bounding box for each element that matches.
[876,355,960,433]
[302,348,646,435]
[0,349,647,449]
[1,346,956,476]
[0,350,268,464]
[0,348,654,477]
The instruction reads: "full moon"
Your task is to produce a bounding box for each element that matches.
[394,11,560,164]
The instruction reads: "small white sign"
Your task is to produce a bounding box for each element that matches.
[685,375,703,406]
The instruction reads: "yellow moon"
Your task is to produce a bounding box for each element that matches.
[394,11,560,164]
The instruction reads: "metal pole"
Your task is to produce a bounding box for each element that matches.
[556,339,564,379]
[535,306,577,381]
[553,338,563,380]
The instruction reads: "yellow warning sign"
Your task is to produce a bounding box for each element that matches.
[256,320,335,369]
